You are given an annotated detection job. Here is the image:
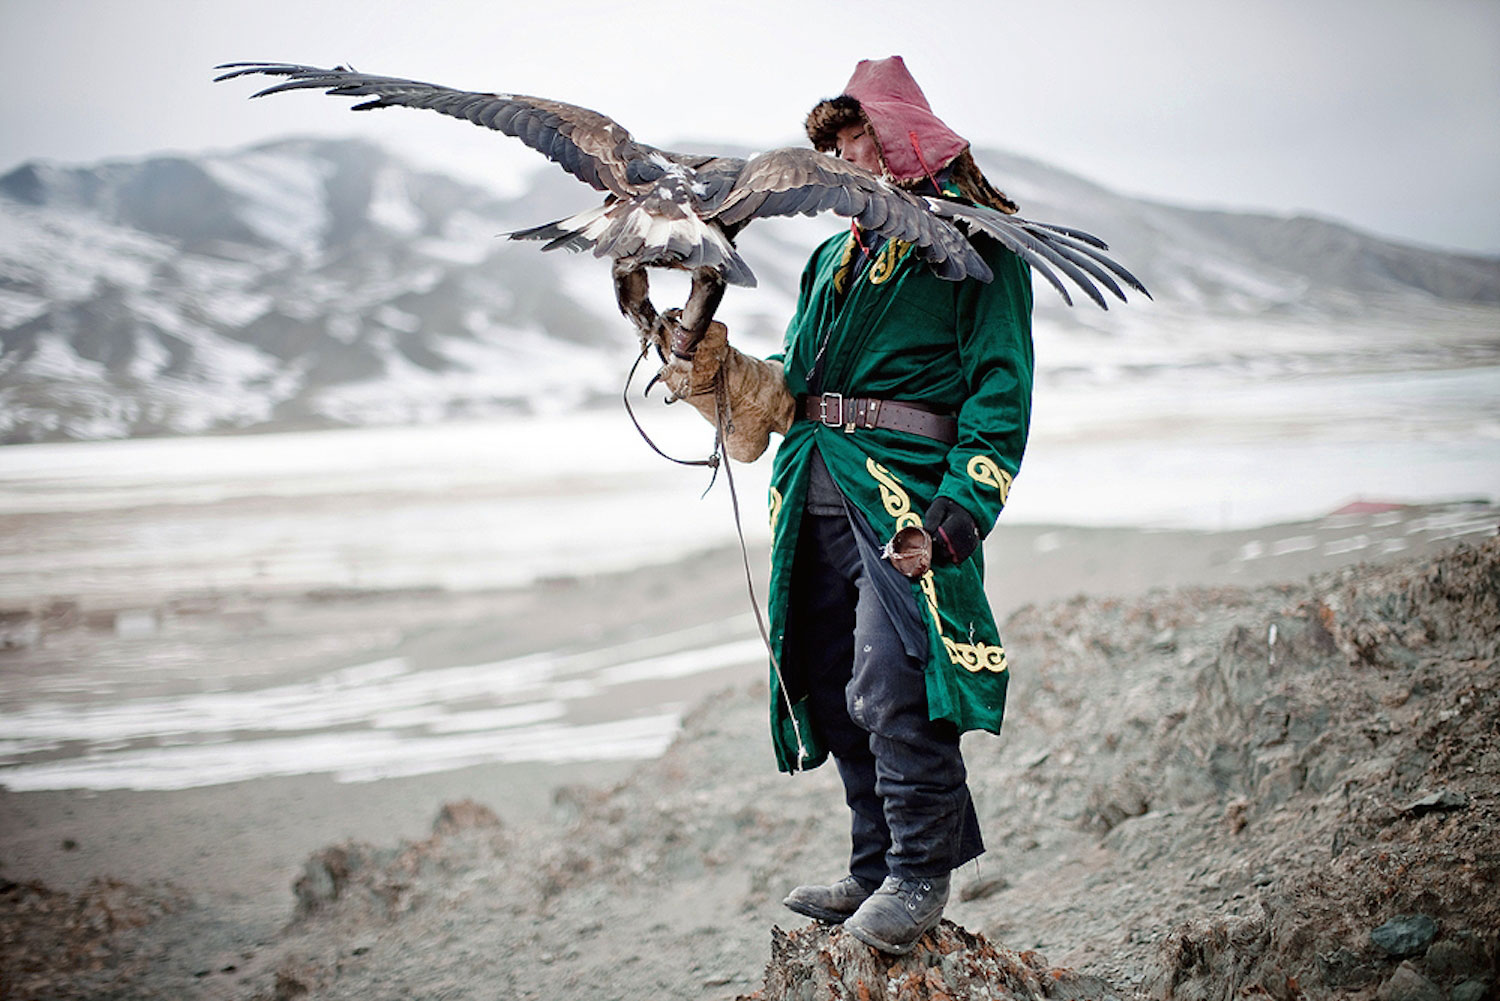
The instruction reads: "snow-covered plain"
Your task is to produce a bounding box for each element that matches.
[3,337,1497,605]
[2,336,1497,791]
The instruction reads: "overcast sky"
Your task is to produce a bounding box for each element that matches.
[2,0,1497,254]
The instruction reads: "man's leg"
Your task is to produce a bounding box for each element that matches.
[840,570,984,952]
[781,511,888,918]
[845,572,983,875]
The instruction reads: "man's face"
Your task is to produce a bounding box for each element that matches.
[834,122,882,175]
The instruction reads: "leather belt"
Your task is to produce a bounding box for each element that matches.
[797,393,958,445]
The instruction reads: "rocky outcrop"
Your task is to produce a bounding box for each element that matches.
[1138,538,1500,999]
[738,921,1125,1000]
[237,538,1500,1000]
[6,539,1495,1000]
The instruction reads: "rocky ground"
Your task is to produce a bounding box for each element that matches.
[3,532,1497,1000]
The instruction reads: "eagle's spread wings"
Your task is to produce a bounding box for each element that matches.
[713,149,984,281]
[214,62,649,197]
[214,61,1148,310]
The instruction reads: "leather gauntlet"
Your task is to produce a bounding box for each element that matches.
[652,317,794,463]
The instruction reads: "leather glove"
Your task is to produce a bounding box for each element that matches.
[923,497,980,566]
[651,314,795,463]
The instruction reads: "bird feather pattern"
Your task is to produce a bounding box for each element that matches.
[216,61,1147,321]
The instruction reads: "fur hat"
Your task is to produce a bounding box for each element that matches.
[805,56,1017,214]
[805,94,868,158]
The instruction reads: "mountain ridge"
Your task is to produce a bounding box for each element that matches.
[1,137,1495,443]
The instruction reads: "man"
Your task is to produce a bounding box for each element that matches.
[655,56,1032,955]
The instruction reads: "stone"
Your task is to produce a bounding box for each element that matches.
[1401,789,1470,815]
[1375,962,1443,1001]
[431,799,502,836]
[1423,933,1489,980]
[741,920,1104,1000]
[958,873,1009,902]
[1371,915,1440,958]
[1221,797,1250,834]
[1450,979,1491,1001]
[1317,946,1381,988]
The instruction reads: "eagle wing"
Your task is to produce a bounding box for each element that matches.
[711,149,988,282]
[216,63,1150,307]
[711,150,1149,305]
[925,199,1152,308]
[213,62,653,198]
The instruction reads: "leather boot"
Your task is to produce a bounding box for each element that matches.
[843,874,949,954]
[782,874,877,924]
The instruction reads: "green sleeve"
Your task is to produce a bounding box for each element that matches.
[936,245,1034,535]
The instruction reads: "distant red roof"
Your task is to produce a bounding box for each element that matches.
[1329,500,1410,515]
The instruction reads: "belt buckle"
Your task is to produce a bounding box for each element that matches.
[818,392,844,428]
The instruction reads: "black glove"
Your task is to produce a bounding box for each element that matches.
[923,497,980,566]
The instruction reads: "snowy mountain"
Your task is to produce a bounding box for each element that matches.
[975,150,1500,318]
[1,137,1496,443]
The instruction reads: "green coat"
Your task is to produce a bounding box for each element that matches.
[766,228,1034,772]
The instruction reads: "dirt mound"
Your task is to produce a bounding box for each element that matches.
[291,798,505,923]
[737,921,1125,1000]
[1138,538,1500,999]
[0,876,187,999]
[955,537,1499,999]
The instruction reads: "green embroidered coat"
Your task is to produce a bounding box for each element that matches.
[766,229,1034,772]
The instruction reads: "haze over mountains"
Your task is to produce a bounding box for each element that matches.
[1,137,1496,444]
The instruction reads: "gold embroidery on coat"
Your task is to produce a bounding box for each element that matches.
[942,637,1009,673]
[966,455,1013,503]
[832,235,858,295]
[918,571,941,624]
[864,459,921,530]
[868,239,913,285]
[863,458,1007,674]
[768,486,783,533]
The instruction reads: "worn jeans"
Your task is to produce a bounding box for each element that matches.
[784,503,985,884]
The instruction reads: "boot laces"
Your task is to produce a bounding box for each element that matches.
[897,877,933,910]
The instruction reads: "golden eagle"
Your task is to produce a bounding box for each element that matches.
[215,63,1147,344]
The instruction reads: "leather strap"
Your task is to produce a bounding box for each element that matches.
[797,394,958,445]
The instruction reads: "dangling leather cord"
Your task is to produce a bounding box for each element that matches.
[709,369,811,771]
[622,346,810,770]
[623,345,722,479]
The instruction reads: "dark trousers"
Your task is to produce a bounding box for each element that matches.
[784,508,985,885]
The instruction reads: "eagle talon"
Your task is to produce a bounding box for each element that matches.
[643,368,666,398]
[659,307,707,361]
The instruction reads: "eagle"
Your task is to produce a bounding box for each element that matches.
[215,63,1148,349]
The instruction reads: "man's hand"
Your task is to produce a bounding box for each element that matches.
[644,313,795,463]
[923,497,980,565]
